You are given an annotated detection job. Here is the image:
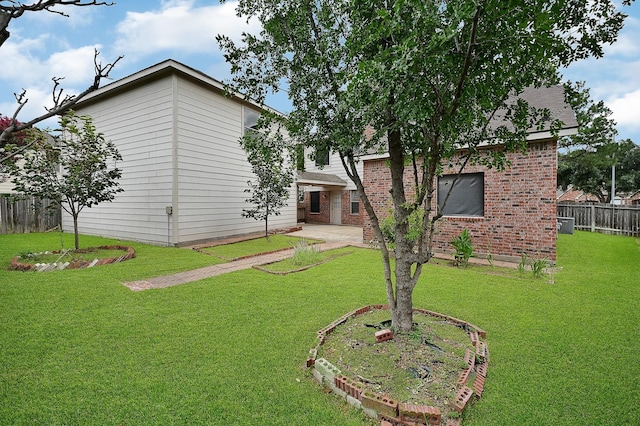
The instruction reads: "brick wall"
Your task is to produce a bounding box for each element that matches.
[362,140,558,261]
[304,191,331,224]
[303,190,363,226]
[341,190,364,226]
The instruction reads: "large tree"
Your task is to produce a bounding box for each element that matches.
[0,1,122,165]
[218,0,630,331]
[10,111,123,250]
[559,139,640,203]
[557,81,639,202]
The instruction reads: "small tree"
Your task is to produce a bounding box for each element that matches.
[11,110,123,249]
[240,127,294,240]
[0,115,27,179]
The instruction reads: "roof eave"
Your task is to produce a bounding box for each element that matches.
[74,59,283,115]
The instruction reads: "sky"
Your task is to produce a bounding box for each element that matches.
[1,0,639,143]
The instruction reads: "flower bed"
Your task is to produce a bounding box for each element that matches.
[9,245,136,272]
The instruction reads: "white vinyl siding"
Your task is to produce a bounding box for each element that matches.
[174,78,295,243]
[67,77,175,245]
[66,64,296,246]
[303,148,361,191]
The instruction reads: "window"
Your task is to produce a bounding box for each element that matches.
[437,173,484,217]
[310,191,320,213]
[315,148,329,166]
[350,190,360,214]
[243,107,260,134]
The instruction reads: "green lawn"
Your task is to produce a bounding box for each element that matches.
[199,234,322,260]
[0,231,638,425]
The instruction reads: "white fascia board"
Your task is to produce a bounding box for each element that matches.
[298,179,348,187]
[358,127,578,161]
[77,59,284,116]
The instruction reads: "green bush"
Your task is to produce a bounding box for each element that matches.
[450,229,474,267]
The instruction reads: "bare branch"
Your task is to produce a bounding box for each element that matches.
[0,50,123,161]
[1,1,113,48]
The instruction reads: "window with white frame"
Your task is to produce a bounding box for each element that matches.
[243,107,260,134]
[350,190,360,214]
[437,173,484,217]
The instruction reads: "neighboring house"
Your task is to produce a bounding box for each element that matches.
[556,186,600,203]
[297,163,363,227]
[627,191,640,206]
[303,86,578,262]
[0,176,14,194]
[69,59,297,246]
[556,186,640,206]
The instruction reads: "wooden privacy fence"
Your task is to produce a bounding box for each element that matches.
[557,202,640,237]
[0,195,61,234]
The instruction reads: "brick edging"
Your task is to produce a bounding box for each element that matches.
[9,245,136,272]
[252,250,354,275]
[193,237,323,262]
[307,305,489,425]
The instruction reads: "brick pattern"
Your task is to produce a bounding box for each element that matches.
[375,329,394,343]
[451,386,474,412]
[464,348,475,369]
[303,190,363,226]
[362,140,558,260]
[362,392,400,418]
[341,190,364,226]
[304,190,331,224]
[400,402,442,425]
[456,367,472,387]
[308,305,490,425]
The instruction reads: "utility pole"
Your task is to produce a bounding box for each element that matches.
[611,163,616,205]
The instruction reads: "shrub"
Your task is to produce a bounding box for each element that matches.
[291,240,322,266]
[450,229,474,267]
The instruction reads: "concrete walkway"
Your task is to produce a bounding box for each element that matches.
[123,225,366,291]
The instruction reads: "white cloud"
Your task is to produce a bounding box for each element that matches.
[0,86,60,130]
[0,39,100,123]
[114,0,259,59]
[0,37,49,82]
[19,1,100,29]
[47,45,102,86]
[607,89,640,133]
[605,16,640,57]
[0,38,101,91]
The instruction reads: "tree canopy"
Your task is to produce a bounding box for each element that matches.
[558,81,639,203]
[218,0,631,331]
[10,111,123,250]
[559,139,640,203]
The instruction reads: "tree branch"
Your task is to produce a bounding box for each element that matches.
[1,1,113,48]
[449,1,483,117]
[0,50,123,163]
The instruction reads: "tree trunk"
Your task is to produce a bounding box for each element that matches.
[391,256,416,331]
[265,203,270,241]
[73,214,80,250]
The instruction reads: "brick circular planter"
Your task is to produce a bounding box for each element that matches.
[307,305,489,426]
[9,245,136,272]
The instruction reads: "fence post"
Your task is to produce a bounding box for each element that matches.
[590,205,595,232]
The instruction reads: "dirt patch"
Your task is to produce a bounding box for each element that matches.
[309,305,489,425]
